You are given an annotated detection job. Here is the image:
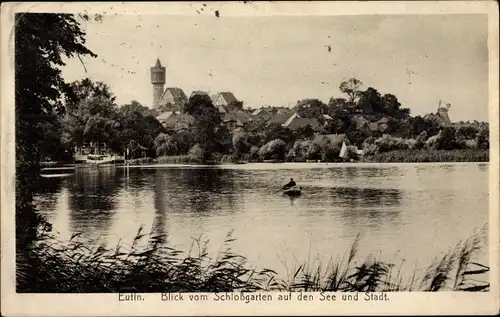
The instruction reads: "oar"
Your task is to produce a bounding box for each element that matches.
[273,187,283,194]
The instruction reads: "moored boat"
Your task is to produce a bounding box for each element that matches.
[283,185,302,196]
[40,173,73,178]
[85,154,117,165]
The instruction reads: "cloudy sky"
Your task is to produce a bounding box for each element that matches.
[61,11,489,122]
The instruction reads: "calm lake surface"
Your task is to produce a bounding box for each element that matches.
[34,163,489,275]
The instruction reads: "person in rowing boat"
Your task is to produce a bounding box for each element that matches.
[283,178,297,190]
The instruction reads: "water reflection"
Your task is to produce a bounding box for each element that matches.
[329,187,402,208]
[34,177,66,211]
[152,169,168,244]
[68,167,121,237]
[33,163,489,276]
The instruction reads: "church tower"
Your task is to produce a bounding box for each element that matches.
[150,58,166,108]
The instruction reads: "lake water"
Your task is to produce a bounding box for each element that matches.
[34,163,489,277]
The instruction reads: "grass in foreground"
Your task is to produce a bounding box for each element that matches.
[17,224,489,293]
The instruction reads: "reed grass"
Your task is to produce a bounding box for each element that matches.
[17,224,489,293]
[156,155,199,164]
[363,149,489,163]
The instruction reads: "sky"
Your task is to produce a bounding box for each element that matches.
[61,12,489,122]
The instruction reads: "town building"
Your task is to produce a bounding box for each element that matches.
[282,113,322,131]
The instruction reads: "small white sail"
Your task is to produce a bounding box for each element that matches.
[339,141,349,159]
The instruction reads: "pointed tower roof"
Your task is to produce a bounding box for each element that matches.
[155,58,162,68]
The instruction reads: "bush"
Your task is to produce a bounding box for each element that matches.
[287,140,322,162]
[425,133,440,150]
[188,144,204,163]
[321,146,340,162]
[436,127,457,150]
[249,146,260,162]
[476,127,489,150]
[154,133,178,156]
[258,139,287,161]
[414,131,428,149]
[171,130,195,155]
[455,125,478,140]
[211,152,223,164]
[374,134,411,152]
[232,132,250,157]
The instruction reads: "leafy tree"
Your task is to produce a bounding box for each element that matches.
[212,125,232,155]
[293,125,316,140]
[455,125,479,140]
[324,115,352,134]
[381,94,410,119]
[63,79,119,152]
[154,133,178,156]
[15,13,96,245]
[117,104,164,156]
[296,99,327,122]
[262,124,295,145]
[120,100,156,117]
[476,126,489,150]
[328,97,348,110]
[232,132,250,157]
[339,78,363,104]
[259,139,287,161]
[65,78,115,108]
[437,127,457,150]
[184,94,223,161]
[171,130,196,155]
[358,87,383,114]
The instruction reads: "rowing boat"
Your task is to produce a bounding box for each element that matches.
[283,185,302,196]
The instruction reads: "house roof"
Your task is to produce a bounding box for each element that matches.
[161,112,195,129]
[215,92,238,105]
[267,113,291,126]
[216,105,227,114]
[283,113,300,127]
[223,110,250,124]
[190,90,209,98]
[161,87,187,104]
[154,58,162,68]
[283,114,322,131]
[252,108,267,116]
[156,111,176,121]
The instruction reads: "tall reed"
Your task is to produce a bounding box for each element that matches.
[363,149,489,163]
[17,224,489,293]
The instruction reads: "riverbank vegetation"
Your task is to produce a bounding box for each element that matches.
[17,224,489,293]
[362,149,489,163]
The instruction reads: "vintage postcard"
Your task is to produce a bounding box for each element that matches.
[1,1,499,316]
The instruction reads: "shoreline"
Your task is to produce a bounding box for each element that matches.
[42,148,489,169]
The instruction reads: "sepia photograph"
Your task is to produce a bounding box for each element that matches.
[1,1,499,316]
